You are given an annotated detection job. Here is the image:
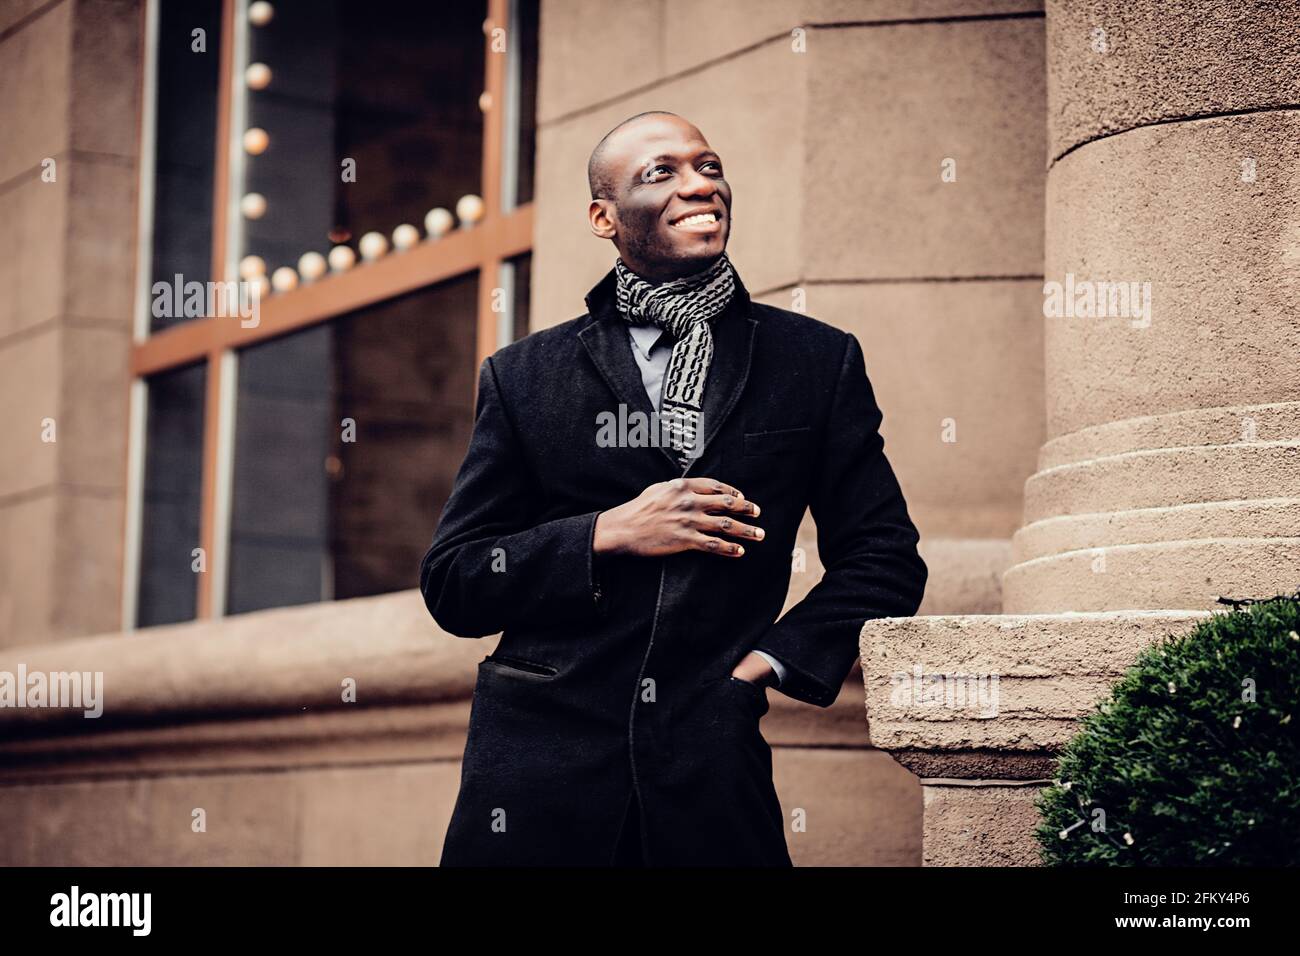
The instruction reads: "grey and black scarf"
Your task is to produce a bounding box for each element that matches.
[613,251,738,469]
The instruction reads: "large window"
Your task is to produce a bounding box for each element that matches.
[128,0,537,627]
[226,275,478,615]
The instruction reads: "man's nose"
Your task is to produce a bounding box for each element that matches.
[677,167,717,199]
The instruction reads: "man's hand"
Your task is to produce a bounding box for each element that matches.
[593,477,764,558]
[730,651,777,687]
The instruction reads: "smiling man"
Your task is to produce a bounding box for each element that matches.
[420,111,927,867]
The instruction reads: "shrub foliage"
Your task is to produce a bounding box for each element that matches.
[1036,595,1300,865]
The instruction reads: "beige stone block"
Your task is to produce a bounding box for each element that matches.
[1046,0,1300,161]
[69,0,142,161]
[57,323,131,487]
[1043,111,1300,439]
[537,0,668,123]
[532,41,808,329]
[298,762,456,866]
[0,174,67,339]
[917,537,1010,614]
[0,492,58,648]
[803,17,1046,279]
[664,0,1044,77]
[1037,401,1300,471]
[777,747,922,866]
[11,772,300,865]
[1014,498,1300,563]
[923,783,1043,865]
[536,1,1044,122]
[1023,443,1300,522]
[64,160,138,323]
[52,489,125,638]
[859,610,1208,776]
[1003,537,1300,614]
[0,327,61,498]
[0,0,55,34]
[0,0,71,184]
[783,280,1044,540]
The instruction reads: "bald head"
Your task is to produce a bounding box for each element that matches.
[588,110,692,200]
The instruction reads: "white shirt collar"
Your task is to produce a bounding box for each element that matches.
[627,323,666,360]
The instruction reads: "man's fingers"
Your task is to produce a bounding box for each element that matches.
[697,514,765,541]
[695,492,761,517]
[691,533,747,557]
[681,477,744,500]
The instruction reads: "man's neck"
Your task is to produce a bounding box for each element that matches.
[626,254,723,285]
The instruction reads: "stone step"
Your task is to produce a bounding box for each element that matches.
[1022,440,1299,523]
[857,610,1209,780]
[1002,536,1300,613]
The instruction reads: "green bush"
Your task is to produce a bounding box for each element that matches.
[1036,595,1300,866]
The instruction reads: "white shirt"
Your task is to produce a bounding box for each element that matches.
[624,323,789,688]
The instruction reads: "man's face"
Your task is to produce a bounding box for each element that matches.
[590,116,732,281]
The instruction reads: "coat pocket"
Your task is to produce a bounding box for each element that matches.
[481,654,559,679]
[743,427,812,457]
[726,675,771,717]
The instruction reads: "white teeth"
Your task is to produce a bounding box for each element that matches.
[674,213,716,227]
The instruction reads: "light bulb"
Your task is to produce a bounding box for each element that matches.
[391,224,419,251]
[424,207,453,239]
[245,63,272,90]
[243,128,269,155]
[238,255,266,280]
[240,193,267,219]
[271,266,298,293]
[248,2,274,27]
[298,252,327,282]
[328,245,356,272]
[358,231,388,261]
[456,194,484,226]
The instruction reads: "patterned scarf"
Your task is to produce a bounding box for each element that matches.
[613,252,738,469]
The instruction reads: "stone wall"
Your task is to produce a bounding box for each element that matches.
[0,0,141,647]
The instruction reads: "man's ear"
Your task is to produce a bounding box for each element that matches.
[588,199,617,241]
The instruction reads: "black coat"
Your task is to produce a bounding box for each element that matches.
[419,265,927,866]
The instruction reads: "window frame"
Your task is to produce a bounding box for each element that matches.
[123,0,534,627]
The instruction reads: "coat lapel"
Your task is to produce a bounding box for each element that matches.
[578,263,759,476]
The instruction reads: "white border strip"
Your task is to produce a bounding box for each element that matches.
[209,348,238,617]
[122,0,161,629]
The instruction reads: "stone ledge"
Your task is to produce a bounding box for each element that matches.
[0,700,472,785]
[0,589,489,735]
[0,588,875,758]
[858,610,1209,779]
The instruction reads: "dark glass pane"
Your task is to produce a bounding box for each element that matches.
[510,0,539,206]
[242,0,486,276]
[148,0,223,333]
[137,363,207,626]
[510,252,531,343]
[227,274,479,615]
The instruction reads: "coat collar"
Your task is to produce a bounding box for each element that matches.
[578,259,759,476]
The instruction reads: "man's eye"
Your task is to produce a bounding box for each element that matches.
[702,161,722,173]
[645,165,671,180]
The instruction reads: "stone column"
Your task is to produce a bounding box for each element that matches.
[863,0,1299,865]
[1003,0,1300,613]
